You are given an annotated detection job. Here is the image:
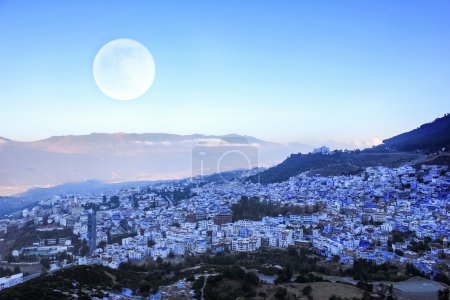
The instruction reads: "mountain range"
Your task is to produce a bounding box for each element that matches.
[0,133,311,196]
[1,114,449,196]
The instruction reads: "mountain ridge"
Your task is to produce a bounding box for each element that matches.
[379,113,450,152]
[251,114,450,183]
[0,132,312,195]
[1,132,274,145]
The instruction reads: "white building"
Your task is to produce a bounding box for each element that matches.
[278,230,294,248]
[231,237,261,252]
[0,273,23,290]
[313,146,330,154]
[313,236,343,256]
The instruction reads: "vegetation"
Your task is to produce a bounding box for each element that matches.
[405,262,426,278]
[149,186,192,206]
[108,232,137,245]
[434,272,450,285]
[203,265,259,300]
[9,223,74,253]
[0,266,113,300]
[192,276,205,299]
[79,240,89,256]
[196,248,327,277]
[0,266,21,277]
[438,288,449,300]
[231,196,320,221]
[250,151,420,184]
[247,115,450,184]
[381,113,450,153]
[346,259,406,281]
[302,285,313,297]
[295,273,325,283]
[329,296,354,300]
[274,287,287,299]
[0,248,426,299]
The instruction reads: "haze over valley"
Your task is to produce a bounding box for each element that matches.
[0,133,311,196]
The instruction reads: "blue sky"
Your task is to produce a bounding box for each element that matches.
[0,1,449,147]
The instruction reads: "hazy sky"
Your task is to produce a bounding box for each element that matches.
[1,1,449,147]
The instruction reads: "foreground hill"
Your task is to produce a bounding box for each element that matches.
[0,265,115,300]
[0,249,369,300]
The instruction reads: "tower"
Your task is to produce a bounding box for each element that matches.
[87,210,97,255]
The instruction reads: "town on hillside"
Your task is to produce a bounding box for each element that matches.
[0,161,448,299]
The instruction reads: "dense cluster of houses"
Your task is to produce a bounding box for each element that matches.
[1,164,449,282]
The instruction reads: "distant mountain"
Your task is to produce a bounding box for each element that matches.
[378,113,450,153]
[0,137,11,144]
[0,133,312,195]
[250,114,450,183]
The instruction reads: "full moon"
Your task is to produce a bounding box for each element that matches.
[93,39,155,101]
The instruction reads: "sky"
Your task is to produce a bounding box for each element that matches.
[0,1,449,148]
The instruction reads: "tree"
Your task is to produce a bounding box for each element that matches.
[112,283,122,292]
[302,285,312,296]
[244,272,259,286]
[406,262,425,277]
[80,240,89,256]
[283,263,293,281]
[438,288,449,300]
[357,281,373,293]
[0,267,12,277]
[6,254,16,263]
[329,296,346,300]
[434,273,450,285]
[258,292,267,300]
[98,241,107,249]
[41,257,50,270]
[274,287,287,300]
[192,276,204,299]
[139,281,151,295]
[287,247,298,256]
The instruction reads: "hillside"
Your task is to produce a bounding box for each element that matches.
[0,265,115,300]
[0,249,367,300]
[379,113,450,153]
[250,151,421,184]
[250,114,450,184]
